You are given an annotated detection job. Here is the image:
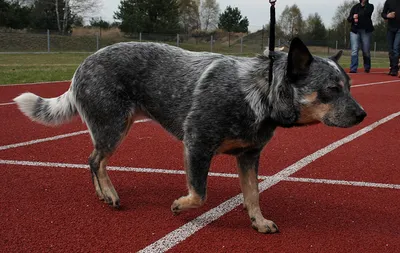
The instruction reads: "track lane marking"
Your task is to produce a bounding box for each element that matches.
[0,102,16,106]
[0,130,89,151]
[1,159,400,190]
[0,119,151,151]
[138,111,400,253]
[352,79,400,88]
[283,177,400,190]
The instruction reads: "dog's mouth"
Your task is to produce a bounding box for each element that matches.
[293,121,321,127]
[322,114,366,128]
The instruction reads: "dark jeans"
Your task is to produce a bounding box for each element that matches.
[350,30,371,72]
[387,29,400,73]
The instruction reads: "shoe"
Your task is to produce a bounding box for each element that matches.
[349,70,357,73]
[364,69,370,73]
[389,71,397,76]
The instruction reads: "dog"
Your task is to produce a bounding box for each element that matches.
[14,38,366,234]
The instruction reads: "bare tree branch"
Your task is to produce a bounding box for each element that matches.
[200,0,219,31]
[69,0,103,17]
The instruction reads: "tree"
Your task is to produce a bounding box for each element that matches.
[331,0,357,48]
[200,0,219,31]
[114,0,181,34]
[278,4,303,41]
[218,6,249,47]
[372,2,387,50]
[90,17,110,29]
[60,0,102,34]
[28,0,100,34]
[303,13,327,45]
[30,0,74,32]
[179,0,200,34]
[218,6,249,33]
[72,15,84,27]
[0,0,32,29]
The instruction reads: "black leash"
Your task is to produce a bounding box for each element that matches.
[268,0,276,86]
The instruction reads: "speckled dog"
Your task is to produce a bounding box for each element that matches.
[14,38,366,233]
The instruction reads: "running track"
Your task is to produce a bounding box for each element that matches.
[0,70,399,252]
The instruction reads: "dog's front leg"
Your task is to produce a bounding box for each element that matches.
[171,145,212,214]
[237,150,279,233]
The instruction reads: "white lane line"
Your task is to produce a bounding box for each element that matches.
[2,158,399,190]
[0,102,16,106]
[0,130,89,151]
[283,177,400,190]
[352,80,400,88]
[1,160,400,190]
[0,119,151,151]
[138,111,400,253]
[0,159,243,179]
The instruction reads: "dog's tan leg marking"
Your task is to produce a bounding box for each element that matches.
[97,156,120,207]
[216,139,253,154]
[171,147,206,214]
[89,116,133,208]
[98,116,134,207]
[238,168,279,234]
[90,150,105,200]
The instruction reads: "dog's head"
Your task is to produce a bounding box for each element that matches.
[269,37,366,128]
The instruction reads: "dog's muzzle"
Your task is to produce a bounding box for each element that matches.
[323,97,367,128]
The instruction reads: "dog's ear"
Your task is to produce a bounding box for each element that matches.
[329,50,343,62]
[287,37,313,79]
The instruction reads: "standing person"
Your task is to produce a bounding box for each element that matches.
[347,0,374,73]
[382,0,400,76]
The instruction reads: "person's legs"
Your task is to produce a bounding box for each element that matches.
[350,32,360,73]
[392,30,400,75]
[359,30,371,72]
[387,29,397,75]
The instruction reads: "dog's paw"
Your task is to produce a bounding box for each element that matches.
[251,218,279,234]
[101,187,120,209]
[95,188,105,201]
[171,198,183,215]
[171,194,204,215]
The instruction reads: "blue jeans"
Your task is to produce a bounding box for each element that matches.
[350,30,371,72]
[386,29,400,73]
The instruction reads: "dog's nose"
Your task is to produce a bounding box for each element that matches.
[356,110,367,123]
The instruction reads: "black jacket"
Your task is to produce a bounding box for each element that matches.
[347,0,374,33]
[381,0,400,30]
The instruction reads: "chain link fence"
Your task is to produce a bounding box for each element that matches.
[0,30,389,59]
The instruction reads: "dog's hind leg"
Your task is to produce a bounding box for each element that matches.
[237,150,279,234]
[87,114,134,208]
[171,143,213,214]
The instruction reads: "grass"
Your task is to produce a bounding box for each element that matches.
[337,55,390,69]
[0,51,390,85]
[0,53,90,84]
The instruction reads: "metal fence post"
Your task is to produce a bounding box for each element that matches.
[374,42,377,58]
[335,40,338,53]
[139,32,142,42]
[261,25,264,51]
[240,37,243,53]
[211,35,213,52]
[96,32,99,51]
[47,29,50,53]
[177,34,180,47]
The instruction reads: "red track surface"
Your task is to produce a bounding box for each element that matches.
[1,70,400,252]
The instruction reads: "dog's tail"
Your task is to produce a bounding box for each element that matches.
[13,87,77,126]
